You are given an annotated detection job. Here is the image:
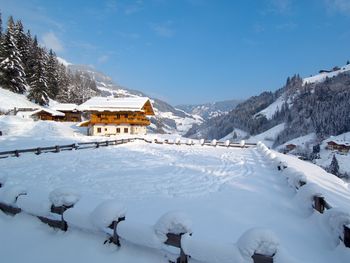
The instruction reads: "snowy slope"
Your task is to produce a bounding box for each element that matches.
[0,87,39,113]
[303,64,350,85]
[255,96,288,120]
[247,123,286,147]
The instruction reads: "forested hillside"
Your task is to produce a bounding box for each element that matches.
[0,14,99,106]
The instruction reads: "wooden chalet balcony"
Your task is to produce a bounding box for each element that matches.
[90,114,151,126]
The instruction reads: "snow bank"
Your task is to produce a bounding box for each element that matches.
[0,185,27,205]
[182,234,244,263]
[154,211,192,242]
[117,221,163,249]
[49,187,80,207]
[16,189,51,217]
[90,199,126,230]
[322,208,350,245]
[237,228,279,258]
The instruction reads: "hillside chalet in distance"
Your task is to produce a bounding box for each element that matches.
[78,97,155,136]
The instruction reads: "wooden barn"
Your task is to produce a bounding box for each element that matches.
[326,141,350,154]
[51,103,82,122]
[30,108,65,121]
[77,97,155,136]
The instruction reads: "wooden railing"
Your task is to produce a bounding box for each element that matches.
[0,138,256,159]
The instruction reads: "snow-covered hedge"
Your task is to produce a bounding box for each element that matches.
[49,187,80,207]
[322,208,350,245]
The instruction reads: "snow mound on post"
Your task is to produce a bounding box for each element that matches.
[16,189,51,217]
[200,139,205,145]
[284,168,307,190]
[182,233,244,263]
[211,139,217,146]
[0,185,27,205]
[90,199,126,230]
[49,187,80,207]
[154,211,192,242]
[237,228,279,258]
[322,208,350,245]
[294,183,322,212]
[240,140,245,147]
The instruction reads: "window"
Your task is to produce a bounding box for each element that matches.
[125,114,128,119]
[116,114,120,119]
[124,128,128,133]
[105,128,108,131]
[97,127,101,133]
[116,128,120,133]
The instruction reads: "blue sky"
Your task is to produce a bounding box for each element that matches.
[1,0,350,105]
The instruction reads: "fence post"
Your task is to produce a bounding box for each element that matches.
[252,252,274,263]
[14,150,20,157]
[343,225,350,248]
[313,195,325,213]
[35,147,42,155]
[108,216,125,246]
[164,233,189,263]
[55,145,60,153]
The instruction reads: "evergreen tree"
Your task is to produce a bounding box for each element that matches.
[0,11,3,38]
[56,64,71,103]
[46,49,59,99]
[14,20,30,78]
[27,41,49,105]
[327,154,339,177]
[0,16,27,93]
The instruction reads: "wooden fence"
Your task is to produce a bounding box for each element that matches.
[0,138,256,159]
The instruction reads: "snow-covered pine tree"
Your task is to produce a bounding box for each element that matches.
[14,20,30,80]
[0,16,28,93]
[27,38,49,105]
[0,11,3,38]
[55,63,71,103]
[46,49,59,99]
[327,154,340,177]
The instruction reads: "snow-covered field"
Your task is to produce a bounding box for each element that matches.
[1,116,350,262]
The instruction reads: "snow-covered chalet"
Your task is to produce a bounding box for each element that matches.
[78,97,155,136]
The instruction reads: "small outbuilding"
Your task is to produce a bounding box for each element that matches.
[51,103,82,122]
[30,108,65,121]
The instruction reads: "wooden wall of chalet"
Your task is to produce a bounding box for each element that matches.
[34,112,63,121]
[90,112,150,126]
[61,111,82,122]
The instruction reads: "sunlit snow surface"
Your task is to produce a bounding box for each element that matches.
[1,117,350,262]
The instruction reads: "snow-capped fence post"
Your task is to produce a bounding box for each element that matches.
[211,139,217,147]
[313,195,326,214]
[225,140,230,147]
[54,145,60,153]
[95,142,100,148]
[277,162,287,171]
[35,147,42,155]
[175,138,181,145]
[200,139,205,146]
[108,216,126,246]
[344,225,350,248]
[154,211,192,263]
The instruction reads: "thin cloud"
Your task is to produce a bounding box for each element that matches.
[42,31,64,52]
[324,0,350,15]
[151,21,175,38]
[262,0,293,15]
[97,55,109,64]
[125,0,144,15]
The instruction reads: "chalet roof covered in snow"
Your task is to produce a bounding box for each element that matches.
[31,108,65,117]
[51,103,79,112]
[78,97,155,115]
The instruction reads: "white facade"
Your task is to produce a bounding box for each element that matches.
[88,124,147,136]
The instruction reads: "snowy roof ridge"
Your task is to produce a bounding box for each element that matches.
[51,103,79,112]
[31,108,65,117]
[78,96,152,112]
